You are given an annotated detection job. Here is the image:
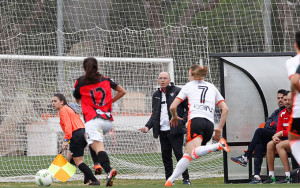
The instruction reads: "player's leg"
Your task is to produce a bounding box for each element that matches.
[165,137,201,186]
[263,141,276,184]
[289,118,300,165]
[90,118,117,187]
[89,145,102,175]
[159,131,174,180]
[170,133,190,184]
[276,140,292,183]
[71,129,99,185]
[191,118,229,159]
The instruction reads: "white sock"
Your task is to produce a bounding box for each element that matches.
[290,140,300,165]
[192,143,219,159]
[269,171,274,177]
[285,171,290,177]
[167,153,191,183]
[254,175,260,179]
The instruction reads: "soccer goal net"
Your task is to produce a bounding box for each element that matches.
[0,1,224,183]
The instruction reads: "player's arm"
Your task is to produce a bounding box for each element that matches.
[291,73,300,93]
[73,79,81,103]
[60,109,72,151]
[214,101,229,141]
[112,85,126,103]
[169,98,184,127]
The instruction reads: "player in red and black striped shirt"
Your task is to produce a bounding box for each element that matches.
[73,57,126,186]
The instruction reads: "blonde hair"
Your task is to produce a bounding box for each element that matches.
[190,64,208,79]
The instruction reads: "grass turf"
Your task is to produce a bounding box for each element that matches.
[0,177,300,187]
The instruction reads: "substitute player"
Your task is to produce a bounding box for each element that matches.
[73,57,126,186]
[52,93,100,185]
[287,31,300,165]
[165,64,230,186]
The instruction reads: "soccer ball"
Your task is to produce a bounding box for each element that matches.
[35,169,53,186]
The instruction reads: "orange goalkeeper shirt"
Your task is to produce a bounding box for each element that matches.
[59,105,85,140]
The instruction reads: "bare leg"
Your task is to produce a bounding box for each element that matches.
[266,141,276,171]
[276,140,291,173]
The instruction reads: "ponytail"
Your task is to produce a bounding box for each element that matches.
[190,64,208,80]
[83,57,103,83]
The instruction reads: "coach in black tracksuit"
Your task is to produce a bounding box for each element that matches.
[139,72,190,184]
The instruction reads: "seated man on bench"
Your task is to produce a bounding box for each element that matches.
[231,89,286,184]
[264,91,292,184]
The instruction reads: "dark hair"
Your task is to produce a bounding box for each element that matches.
[190,64,208,79]
[54,93,67,105]
[283,90,290,96]
[53,93,78,113]
[277,89,286,95]
[296,31,300,49]
[83,57,103,83]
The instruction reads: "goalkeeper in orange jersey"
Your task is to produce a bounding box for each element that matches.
[165,64,230,186]
[52,93,100,185]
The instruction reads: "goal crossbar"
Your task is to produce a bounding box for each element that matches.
[0,54,174,82]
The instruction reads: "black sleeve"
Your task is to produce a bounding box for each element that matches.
[73,79,81,99]
[108,78,118,90]
[296,65,300,74]
[145,93,155,130]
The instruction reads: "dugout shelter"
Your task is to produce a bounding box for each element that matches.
[210,52,295,183]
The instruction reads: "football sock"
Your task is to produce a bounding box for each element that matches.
[285,171,290,177]
[78,163,97,182]
[89,146,99,164]
[167,153,191,183]
[290,140,300,165]
[254,175,260,179]
[97,151,112,173]
[192,143,219,159]
[269,171,274,177]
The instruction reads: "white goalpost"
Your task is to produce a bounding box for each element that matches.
[0,54,222,182]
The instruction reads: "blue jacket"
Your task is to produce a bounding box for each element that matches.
[264,106,285,132]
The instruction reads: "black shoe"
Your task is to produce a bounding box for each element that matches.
[183,179,191,185]
[276,176,291,184]
[89,180,100,186]
[263,176,276,184]
[84,174,90,184]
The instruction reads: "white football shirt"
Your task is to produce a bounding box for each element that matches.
[287,54,300,118]
[176,80,225,123]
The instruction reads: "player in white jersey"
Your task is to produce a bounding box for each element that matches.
[287,31,300,166]
[165,64,230,187]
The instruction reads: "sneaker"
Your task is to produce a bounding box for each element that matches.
[89,180,100,186]
[263,176,276,184]
[84,174,90,184]
[106,169,117,187]
[165,180,174,187]
[183,179,191,185]
[276,176,291,184]
[94,164,102,175]
[218,138,230,152]
[231,155,248,167]
[249,177,262,184]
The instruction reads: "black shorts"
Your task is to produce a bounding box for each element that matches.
[187,117,214,145]
[69,128,87,157]
[289,118,300,136]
